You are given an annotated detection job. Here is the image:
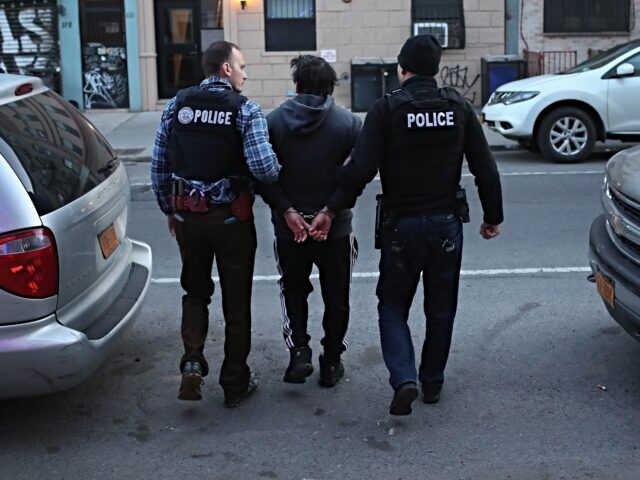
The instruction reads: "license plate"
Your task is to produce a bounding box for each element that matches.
[595,271,615,309]
[98,224,120,259]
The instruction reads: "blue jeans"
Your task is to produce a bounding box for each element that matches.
[376,213,463,390]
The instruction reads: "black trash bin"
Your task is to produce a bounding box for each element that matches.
[481,55,527,105]
[351,58,400,112]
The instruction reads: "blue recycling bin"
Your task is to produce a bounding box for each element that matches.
[481,55,527,105]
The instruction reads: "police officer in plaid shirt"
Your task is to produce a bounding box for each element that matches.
[151,41,281,407]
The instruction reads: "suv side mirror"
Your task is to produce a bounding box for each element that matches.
[615,63,635,78]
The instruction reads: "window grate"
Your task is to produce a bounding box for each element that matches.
[266,0,314,19]
[544,0,630,33]
[411,0,465,49]
[265,0,316,51]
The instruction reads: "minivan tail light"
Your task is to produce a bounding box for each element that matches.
[0,228,58,298]
[15,83,34,96]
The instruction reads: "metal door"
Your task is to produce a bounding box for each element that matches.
[0,0,60,91]
[80,0,129,109]
[155,0,202,99]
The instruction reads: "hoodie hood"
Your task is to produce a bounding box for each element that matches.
[279,94,335,135]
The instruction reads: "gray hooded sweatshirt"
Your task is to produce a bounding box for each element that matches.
[260,94,362,239]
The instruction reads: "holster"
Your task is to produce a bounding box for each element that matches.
[229,176,253,222]
[456,186,470,223]
[171,179,185,212]
[375,194,383,249]
[171,179,209,213]
[185,191,209,212]
[230,190,253,221]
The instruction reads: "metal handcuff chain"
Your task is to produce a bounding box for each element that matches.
[284,209,333,236]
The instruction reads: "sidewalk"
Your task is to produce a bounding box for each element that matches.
[84,109,519,164]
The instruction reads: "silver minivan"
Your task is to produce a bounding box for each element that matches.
[0,74,152,398]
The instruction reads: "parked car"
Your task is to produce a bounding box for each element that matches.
[482,39,640,163]
[0,74,152,398]
[589,144,640,342]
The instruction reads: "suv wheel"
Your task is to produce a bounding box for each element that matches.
[538,107,596,163]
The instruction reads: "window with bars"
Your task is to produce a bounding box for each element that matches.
[544,0,630,33]
[264,0,316,51]
[411,0,465,49]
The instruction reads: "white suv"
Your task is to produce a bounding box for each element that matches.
[482,39,640,162]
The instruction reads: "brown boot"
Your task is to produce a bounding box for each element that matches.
[178,361,204,401]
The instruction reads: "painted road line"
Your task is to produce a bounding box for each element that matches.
[151,267,592,284]
[492,170,603,177]
[371,170,603,180]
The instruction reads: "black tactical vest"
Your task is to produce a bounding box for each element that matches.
[169,87,248,182]
[381,87,467,214]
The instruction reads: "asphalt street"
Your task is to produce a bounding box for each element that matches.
[2,149,640,479]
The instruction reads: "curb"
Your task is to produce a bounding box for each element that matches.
[121,154,153,163]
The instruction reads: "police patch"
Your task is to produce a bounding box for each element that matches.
[406,111,455,129]
[178,107,195,124]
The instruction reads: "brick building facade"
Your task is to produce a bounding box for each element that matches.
[519,0,640,71]
[230,0,505,109]
[130,0,506,111]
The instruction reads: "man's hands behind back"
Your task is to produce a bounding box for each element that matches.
[284,208,333,242]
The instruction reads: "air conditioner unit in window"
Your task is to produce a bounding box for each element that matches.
[413,22,449,48]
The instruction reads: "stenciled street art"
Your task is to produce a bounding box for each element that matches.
[0,1,60,90]
[439,64,480,104]
[82,43,129,109]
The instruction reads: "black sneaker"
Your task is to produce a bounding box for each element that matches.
[389,382,419,416]
[318,353,344,388]
[422,384,442,404]
[178,361,204,401]
[224,374,259,408]
[283,346,313,384]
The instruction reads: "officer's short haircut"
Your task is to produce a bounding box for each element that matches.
[202,41,240,77]
[291,55,337,97]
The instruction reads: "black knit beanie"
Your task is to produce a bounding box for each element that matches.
[397,34,442,76]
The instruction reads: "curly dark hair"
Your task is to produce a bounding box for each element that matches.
[290,55,337,97]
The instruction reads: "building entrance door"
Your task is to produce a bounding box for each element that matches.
[80,0,129,109]
[155,0,201,99]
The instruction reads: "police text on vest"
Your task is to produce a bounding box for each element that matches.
[194,109,233,125]
[406,111,455,128]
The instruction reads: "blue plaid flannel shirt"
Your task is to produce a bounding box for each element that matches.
[151,76,281,214]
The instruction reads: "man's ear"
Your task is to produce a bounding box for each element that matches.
[220,62,232,78]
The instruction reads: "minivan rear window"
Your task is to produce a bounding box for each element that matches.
[0,90,119,215]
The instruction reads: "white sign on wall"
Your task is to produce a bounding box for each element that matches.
[320,49,337,63]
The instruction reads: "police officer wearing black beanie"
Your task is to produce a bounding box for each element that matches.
[321,35,503,415]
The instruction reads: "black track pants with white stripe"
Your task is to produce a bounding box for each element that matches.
[274,234,358,360]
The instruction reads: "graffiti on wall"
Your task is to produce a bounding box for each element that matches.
[82,44,129,109]
[439,65,480,104]
[0,4,59,89]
